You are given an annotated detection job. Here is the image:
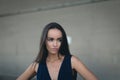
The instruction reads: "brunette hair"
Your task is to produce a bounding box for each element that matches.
[35,22,70,63]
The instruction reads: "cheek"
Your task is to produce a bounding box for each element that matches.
[46,42,51,49]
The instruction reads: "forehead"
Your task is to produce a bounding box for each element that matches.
[47,28,62,38]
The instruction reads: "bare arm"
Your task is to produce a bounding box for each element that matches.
[71,55,98,80]
[16,62,38,80]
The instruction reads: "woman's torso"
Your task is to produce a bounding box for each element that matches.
[37,55,77,80]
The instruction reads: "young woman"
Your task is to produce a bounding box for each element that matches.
[17,22,98,80]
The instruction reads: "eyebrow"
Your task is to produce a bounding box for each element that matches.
[47,37,62,39]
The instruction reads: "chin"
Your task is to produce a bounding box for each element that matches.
[50,51,58,55]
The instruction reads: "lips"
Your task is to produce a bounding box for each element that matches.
[52,48,58,51]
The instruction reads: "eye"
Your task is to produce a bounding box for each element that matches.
[47,38,54,41]
[58,38,62,42]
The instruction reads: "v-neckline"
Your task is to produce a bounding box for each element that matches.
[45,55,66,80]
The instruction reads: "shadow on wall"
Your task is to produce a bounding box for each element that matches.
[0,76,36,80]
[0,75,17,80]
[0,75,34,80]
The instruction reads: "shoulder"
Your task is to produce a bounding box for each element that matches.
[71,55,80,63]
[33,62,39,73]
[28,62,39,73]
[16,62,39,80]
[71,55,84,69]
[70,55,98,80]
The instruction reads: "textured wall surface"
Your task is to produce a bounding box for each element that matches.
[0,0,120,80]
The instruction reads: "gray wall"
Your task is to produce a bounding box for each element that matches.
[0,0,120,80]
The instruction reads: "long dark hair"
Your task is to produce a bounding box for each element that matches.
[35,22,70,63]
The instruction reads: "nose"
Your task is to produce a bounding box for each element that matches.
[53,40,57,47]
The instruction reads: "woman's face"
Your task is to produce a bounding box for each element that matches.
[46,28,62,55]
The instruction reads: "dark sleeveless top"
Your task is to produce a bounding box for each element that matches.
[37,55,77,80]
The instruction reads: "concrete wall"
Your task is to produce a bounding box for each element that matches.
[0,0,120,80]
